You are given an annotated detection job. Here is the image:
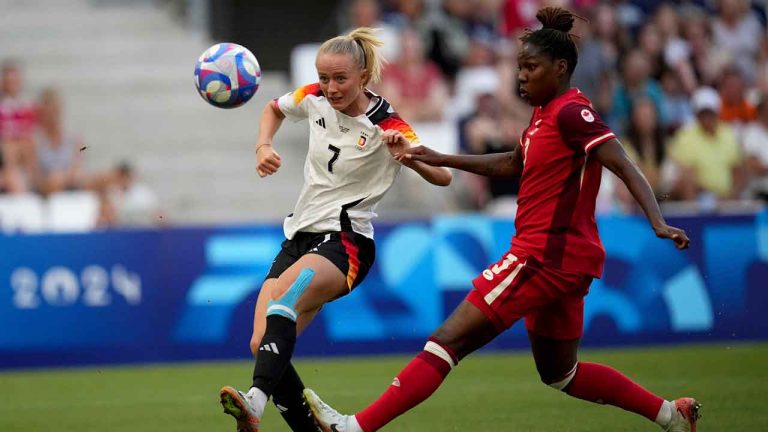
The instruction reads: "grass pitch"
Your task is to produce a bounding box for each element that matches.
[1,343,766,431]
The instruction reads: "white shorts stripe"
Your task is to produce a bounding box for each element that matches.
[584,132,615,153]
[483,262,525,305]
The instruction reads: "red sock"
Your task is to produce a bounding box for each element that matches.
[565,362,664,421]
[356,346,454,431]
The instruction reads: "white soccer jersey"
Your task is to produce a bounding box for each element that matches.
[275,83,420,239]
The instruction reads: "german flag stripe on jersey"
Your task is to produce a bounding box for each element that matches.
[377,114,421,145]
[292,82,323,105]
[340,232,360,289]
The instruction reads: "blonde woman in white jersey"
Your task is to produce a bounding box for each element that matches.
[219,28,452,432]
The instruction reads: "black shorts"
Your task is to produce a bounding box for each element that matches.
[265,231,376,290]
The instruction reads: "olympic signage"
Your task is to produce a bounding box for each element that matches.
[0,212,766,368]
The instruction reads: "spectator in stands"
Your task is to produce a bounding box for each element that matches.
[458,93,521,211]
[712,0,763,83]
[637,21,665,81]
[654,3,698,94]
[0,60,37,193]
[681,12,730,88]
[621,97,667,194]
[668,87,745,202]
[379,28,449,122]
[611,97,670,213]
[659,67,694,133]
[33,87,87,196]
[718,67,757,128]
[609,49,666,134]
[571,4,620,114]
[742,95,768,201]
[419,0,472,81]
[346,0,400,62]
[756,34,768,95]
[498,0,539,39]
[107,161,161,226]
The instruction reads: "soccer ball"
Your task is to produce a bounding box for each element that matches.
[194,43,261,109]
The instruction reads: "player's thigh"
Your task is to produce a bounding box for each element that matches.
[275,253,348,316]
[432,300,502,360]
[525,275,590,381]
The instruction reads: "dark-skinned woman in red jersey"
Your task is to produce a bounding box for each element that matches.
[304,7,700,432]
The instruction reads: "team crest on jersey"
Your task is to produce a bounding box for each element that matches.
[580,109,595,123]
[357,131,370,150]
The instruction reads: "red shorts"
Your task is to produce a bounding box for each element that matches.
[467,249,592,340]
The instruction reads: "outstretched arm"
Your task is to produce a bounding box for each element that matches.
[593,139,689,249]
[382,130,452,186]
[255,102,285,177]
[397,145,523,178]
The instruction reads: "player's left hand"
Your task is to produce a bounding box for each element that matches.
[382,130,409,157]
[654,224,690,250]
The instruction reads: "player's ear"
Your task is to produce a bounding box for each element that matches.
[360,68,369,88]
[556,59,568,78]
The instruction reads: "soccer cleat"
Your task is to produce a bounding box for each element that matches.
[303,388,356,432]
[665,397,702,432]
[220,386,261,432]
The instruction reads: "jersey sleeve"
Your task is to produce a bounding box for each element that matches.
[557,103,616,154]
[275,83,323,123]
[377,112,421,146]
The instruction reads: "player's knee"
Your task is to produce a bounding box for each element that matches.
[543,362,578,392]
[267,268,315,321]
[421,337,459,369]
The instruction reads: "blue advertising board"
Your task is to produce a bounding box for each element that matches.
[1,212,766,368]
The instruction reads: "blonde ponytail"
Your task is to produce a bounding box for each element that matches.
[318,27,384,86]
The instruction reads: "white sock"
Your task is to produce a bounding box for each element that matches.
[654,400,674,427]
[246,386,269,418]
[348,415,364,432]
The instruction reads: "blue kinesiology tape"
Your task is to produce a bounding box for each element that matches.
[266,268,315,321]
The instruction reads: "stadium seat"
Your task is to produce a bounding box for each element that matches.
[411,121,458,155]
[46,191,100,232]
[290,43,321,89]
[0,194,46,234]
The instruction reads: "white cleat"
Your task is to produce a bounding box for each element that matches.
[303,388,358,432]
[220,386,261,432]
[665,397,702,432]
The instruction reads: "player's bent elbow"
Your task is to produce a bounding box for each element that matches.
[434,169,452,186]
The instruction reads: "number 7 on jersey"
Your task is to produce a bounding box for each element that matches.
[327,144,341,173]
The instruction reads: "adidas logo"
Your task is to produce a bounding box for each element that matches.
[275,403,288,413]
[259,342,280,354]
[315,117,326,128]
[391,377,401,387]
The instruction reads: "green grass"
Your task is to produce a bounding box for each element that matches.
[1,343,766,431]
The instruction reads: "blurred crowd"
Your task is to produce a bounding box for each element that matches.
[344,0,768,214]
[0,60,160,229]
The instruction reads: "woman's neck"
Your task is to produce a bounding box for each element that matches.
[341,91,371,117]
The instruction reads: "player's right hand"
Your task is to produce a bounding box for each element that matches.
[256,144,281,177]
[395,145,446,167]
[654,224,690,250]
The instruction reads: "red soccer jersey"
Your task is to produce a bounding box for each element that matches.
[511,88,615,278]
